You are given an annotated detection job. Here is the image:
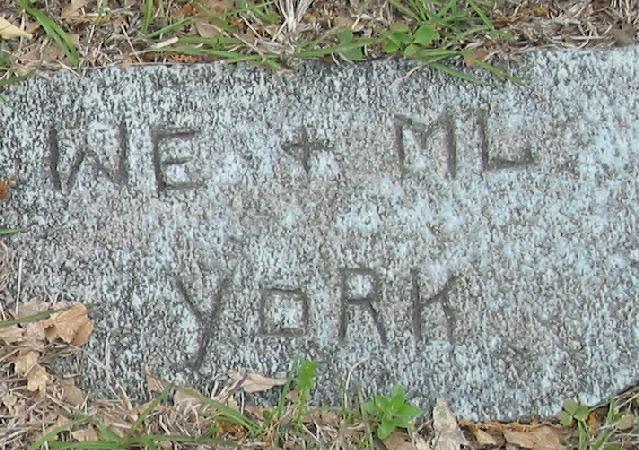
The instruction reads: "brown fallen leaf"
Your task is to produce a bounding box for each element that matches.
[611,23,636,47]
[469,426,500,446]
[14,298,50,343]
[194,20,221,38]
[432,398,468,450]
[0,18,32,40]
[503,425,566,450]
[587,410,601,435]
[384,431,431,450]
[144,365,167,393]
[617,414,636,431]
[0,175,16,200]
[198,0,233,15]
[26,363,48,395]
[43,303,94,344]
[14,349,39,376]
[61,380,85,406]
[61,0,89,19]
[304,407,340,427]
[174,387,207,414]
[72,319,94,346]
[16,298,52,318]
[2,392,17,409]
[0,324,24,343]
[71,427,98,442]
[228,370,287,393]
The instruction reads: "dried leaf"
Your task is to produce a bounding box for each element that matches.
[144,365,167,393]
[43,303,94,344]
[0,175,16,200]
[503,426,566,450]
[61,381,85,406]
[27,364,48,395]
[61,0,89,19]
[0,324,23,343]
[24,321,46,342]
[470,427,500,446]
[432,398,467,450]
[2,392,17,408]
[72,319,94,346]
[174,387,207,414]
[199,0,233,15]
[71,427,98,442]
[16,298,51,318]
[194,20,220,38]
[304,407,340,427]
[0,17,33,40]
[228,370,287,393]
[14,349,39,376]
[618,414,636,431]
[611,24,636,47]
[587,410,600,434]
[384,431,431,450]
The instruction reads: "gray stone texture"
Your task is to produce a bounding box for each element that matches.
[1,46,639,421]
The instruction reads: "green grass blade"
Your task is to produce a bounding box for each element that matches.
[16,0,79,66]
[47,441,120,449]
[466,0,514,41]
[466,0,495,32]
[146,18,191,39]
[127,385,173,435]
[143,433,230,445]
[295,37,379,59]
[427,61,484,84]
[178,35,242,46]
[199,397,261,436]
[27,419,88,450]
[470,57,525,85]
[0,227,24,236]
[142,0,154,35]
[0,72,32,90]
[387,0,418,21]
[0,309,59,328]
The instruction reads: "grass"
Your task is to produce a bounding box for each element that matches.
[14,0,80,67]
[0,228,22,236]
[0,297,639,448]
[0,1,638,448]
[0,0,634,92]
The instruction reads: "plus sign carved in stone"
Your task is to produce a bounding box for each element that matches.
[281,128,333,174]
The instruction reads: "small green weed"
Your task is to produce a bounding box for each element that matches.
[559,398,590,427]
[559,398,636,450]
[362,385,421,440]
[381,0,517,83]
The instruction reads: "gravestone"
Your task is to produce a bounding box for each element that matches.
[1,46,639,421]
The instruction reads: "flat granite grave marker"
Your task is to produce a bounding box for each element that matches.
[1,46,639,421]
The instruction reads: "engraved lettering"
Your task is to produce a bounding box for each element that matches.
[282,128,332,174]
[152,128,201,193]
[339,268,387,344]
[394,111,456,180]
[411,270,456,346]
[259,287,309,337]
[479,111,535,171]
[175,275,229,371]
[48,123,129,192]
